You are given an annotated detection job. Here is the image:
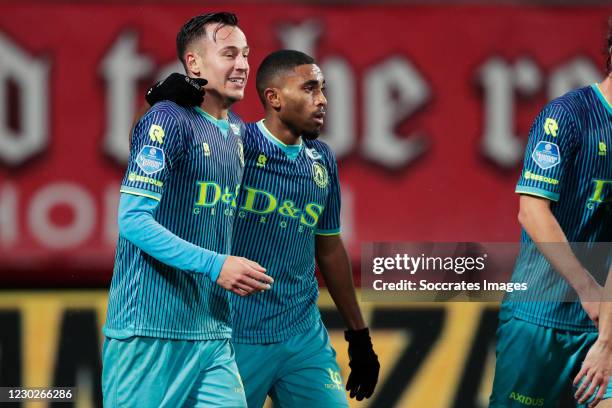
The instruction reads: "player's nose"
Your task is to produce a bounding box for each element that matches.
[234,54,249,72]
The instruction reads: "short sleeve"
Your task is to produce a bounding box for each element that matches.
[120,104,187,201]
[315,147,341,236]
[515,102,579,201]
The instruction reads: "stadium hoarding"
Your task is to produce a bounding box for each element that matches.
[0,289,500,408]
[0,4,609,285]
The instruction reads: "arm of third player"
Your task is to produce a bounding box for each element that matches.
[518,194,602,323]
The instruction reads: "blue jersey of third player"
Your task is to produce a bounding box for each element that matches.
[230,120,341,344]
[104,102,245,340]
[503,84,612,331]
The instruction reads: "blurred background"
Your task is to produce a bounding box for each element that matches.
[0,1,610,407]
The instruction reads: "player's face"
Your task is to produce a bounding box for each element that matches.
[278,64,327,140]
[190,24,249,105]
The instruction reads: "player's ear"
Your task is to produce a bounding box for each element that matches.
[264,88,281,111]
[185,49,202,77]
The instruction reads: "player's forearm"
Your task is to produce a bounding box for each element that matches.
[316,236,366,330]
[598,268,612,343]
[118,193,226,281]
[518,198,596,296]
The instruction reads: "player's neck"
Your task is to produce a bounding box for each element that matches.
[263,115,302,145]
[599,75,612,105]
[200,94,230,120]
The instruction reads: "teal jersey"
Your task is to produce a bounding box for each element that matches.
[104,102,245,340]
[230,120,341,344]
[503,84,612,331]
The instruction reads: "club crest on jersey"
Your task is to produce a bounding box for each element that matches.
[237,140,245,167]
[136,145,165,175]
[599,141,607,156]
[306,147,322,160]
[312,162,329,188]
[149,124,165,144]
[531,141,560,170]
[230,123,241,135]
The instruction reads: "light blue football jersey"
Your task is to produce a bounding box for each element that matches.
[230,120,341,344]
[104,102,245,340]
[503,84,612,331]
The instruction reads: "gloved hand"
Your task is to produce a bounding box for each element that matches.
[345,327,380,400]
[145,73,207,107]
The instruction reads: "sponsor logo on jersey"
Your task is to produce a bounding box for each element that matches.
[599,141,607,156]
[531,142,560,170]
[128,172,163,188]
[193,182,240,216]
[588,179,612,204]
[312,162,329,188]
[524,171,558,185]
[136,145,165,175]
[149,124,165,144]
[306,147,322,160]
[543,118,558,137]
[238,186,324,229]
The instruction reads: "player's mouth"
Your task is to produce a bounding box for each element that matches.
[228,77,246,87]
[312,111,326,126]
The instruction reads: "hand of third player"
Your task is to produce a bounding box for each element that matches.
[217,256,273,296]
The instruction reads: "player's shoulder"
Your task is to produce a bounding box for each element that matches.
[244,121,259,134]
[142,101,195,131]
[225,111,246,140]
[541,86,592,122]
[227,111,246,130]
[304,138,336,165]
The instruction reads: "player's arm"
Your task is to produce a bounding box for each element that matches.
[573,265,612,407]
[518,194,601,322]
[315,234,379,401]
[515,102,601,322]
[118,193,271,296]
[316,234,365,331]
[314,148,379,400]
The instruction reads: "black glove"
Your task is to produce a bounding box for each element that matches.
[345,327,380,400]
[145,73,207,107]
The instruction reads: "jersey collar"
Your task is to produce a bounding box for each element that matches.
[257,120,303,160]
[592,83,612,116]
[195,107,230,137]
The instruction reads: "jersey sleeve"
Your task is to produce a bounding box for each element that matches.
[118,193,227,281]
[515,102,580,201]
[120,104,187,201]
[315,147,341,236]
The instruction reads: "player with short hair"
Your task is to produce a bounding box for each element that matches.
[489,18,612,408]
[102,12,272,408]
[146,49,380,407]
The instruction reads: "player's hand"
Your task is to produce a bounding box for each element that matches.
[216,256,273,296]
[145,73,207,107]
[574,339,612,407]
[579,278,603,326]
[345,328,380,400]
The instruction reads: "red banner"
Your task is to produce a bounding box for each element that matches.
[0,4,609,284]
